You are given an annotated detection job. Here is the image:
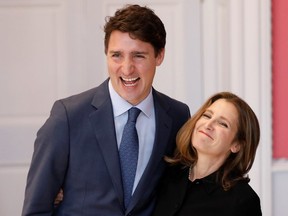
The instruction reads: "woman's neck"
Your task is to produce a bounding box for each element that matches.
[189,155,225,182]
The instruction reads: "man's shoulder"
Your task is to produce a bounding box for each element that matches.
[63,87,98,102]
[52,80,109,114]
[61,80,108,104]
[152,89,189,109]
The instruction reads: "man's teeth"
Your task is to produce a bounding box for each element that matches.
[122,77,138,82]
[122,77,139,87]
[124,82,137,87]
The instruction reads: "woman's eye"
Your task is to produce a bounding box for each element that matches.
[219,122,228,128]
[202,113,211,118]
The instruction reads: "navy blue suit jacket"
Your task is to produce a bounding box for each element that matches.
[22,79,190,216]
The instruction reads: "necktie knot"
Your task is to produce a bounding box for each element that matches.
[128,107,141,123]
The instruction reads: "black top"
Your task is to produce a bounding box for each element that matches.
[153,165,262,216]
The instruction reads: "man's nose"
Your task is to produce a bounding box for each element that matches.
[122,57,135,75]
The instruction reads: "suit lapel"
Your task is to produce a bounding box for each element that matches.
[88,83,177,213]
[88,80,124,206]
[127,90,173,212]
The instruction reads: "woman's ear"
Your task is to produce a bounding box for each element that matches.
[231,142,241,153]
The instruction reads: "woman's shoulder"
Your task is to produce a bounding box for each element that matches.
[158,165,189,197]
[164,164,189,179]
[153,164,190,216]
[232,180,260,199]
[228,181,262,215]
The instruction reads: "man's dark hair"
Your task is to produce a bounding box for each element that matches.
[104,4,166,56]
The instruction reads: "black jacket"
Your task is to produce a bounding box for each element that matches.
[153,165,262,216]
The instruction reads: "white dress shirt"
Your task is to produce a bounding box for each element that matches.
[108,81,156,193]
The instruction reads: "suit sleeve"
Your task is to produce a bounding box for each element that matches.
[22,100,70,216]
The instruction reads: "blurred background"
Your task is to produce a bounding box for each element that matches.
[0,0,287,215]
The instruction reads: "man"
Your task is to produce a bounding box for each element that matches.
[22,4,190,216]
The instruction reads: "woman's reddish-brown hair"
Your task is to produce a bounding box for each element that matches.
[166,92,260,190]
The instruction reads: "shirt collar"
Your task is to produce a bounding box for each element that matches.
[108,80,154,118]
[188,169,221,194]
[202,171,221,193]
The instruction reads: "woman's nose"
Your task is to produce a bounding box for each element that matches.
[205,120,214,130]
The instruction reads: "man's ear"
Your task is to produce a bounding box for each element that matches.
[231,142,241,153]
[156,48,165,66]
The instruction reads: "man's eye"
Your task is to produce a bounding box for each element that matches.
[134,54,145,58]
[112,54,120,57]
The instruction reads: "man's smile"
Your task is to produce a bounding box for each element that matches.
[121,77,140,87]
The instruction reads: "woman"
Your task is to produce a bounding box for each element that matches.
[153,92,262,216]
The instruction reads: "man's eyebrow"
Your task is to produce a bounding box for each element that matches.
[132,51,148,54]
[108,50,149,55]
[131,51,149,56]
[108,50,120,53]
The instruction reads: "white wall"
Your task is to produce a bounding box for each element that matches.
[0,0,282,215]
[198,1,273,215]
[0,1,68,215]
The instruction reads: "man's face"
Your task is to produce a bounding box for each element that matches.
[106,30,165,105]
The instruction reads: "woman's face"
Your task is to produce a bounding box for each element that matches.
[192,99,240,161]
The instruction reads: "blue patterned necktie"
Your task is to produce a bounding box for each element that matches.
[119,107,141,209]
